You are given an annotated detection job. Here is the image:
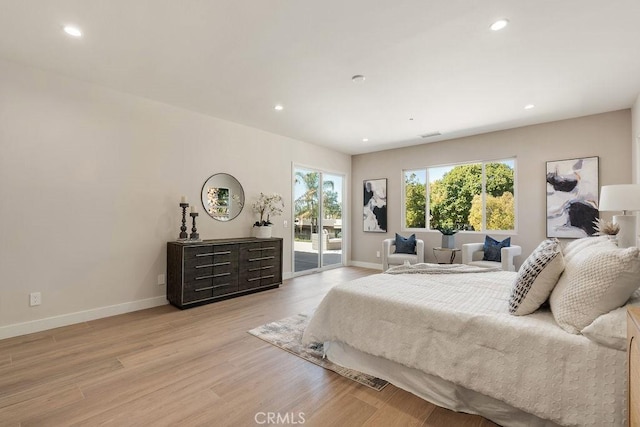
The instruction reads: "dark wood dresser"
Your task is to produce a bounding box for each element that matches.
[167,237,283,309]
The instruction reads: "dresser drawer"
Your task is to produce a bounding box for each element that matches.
[183,284,214,303]
[184,245,216,260]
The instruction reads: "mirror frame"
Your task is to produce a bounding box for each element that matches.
[201,173,245,221]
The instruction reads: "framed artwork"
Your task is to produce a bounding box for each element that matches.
[363,178,387,232]
[546,156,599,238]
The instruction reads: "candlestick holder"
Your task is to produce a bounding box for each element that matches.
[179,203,189,239]
[190,212,200,240]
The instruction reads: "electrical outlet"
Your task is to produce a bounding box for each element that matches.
[283,220,288,228]
[157,274,166,286]
[376,251,380,258]
[29,292,41,306]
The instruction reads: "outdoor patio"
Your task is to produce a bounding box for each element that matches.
[294,240,342,272]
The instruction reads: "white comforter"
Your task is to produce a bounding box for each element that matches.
[302,272,626,426]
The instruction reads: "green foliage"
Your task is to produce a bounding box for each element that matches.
[429,162,514,231]
[487,191,515,230]
[294,172,341,231]
[322,189,341,218]
[485,162,515,197]
[405,173,426,228]
[429,164,482,230]
[468,192,515,231]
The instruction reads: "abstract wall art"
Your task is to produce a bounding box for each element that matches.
[363,178,387,232]
[546,156,599,238]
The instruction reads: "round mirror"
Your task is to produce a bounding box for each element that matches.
[201,173,245,221]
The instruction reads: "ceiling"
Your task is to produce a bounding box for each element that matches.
[1,1,639,155]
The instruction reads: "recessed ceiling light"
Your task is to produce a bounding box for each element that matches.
[352,75,366,83]
[274,105,284,111]
[63,25,82,37]
[490,19,509,31]
[362,138,369,142]
[524,104,535,110]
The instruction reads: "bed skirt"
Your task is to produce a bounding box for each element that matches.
[325,341,561,427]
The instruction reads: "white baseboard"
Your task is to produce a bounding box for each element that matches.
[283,271,293,280]
[0,296,168,340]
[348,260,383,270]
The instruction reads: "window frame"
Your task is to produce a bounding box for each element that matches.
[401,157,518,235]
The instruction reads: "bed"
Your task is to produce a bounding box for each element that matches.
[301,268,627,427]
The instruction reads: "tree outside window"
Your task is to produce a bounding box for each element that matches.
[403,159,515,232]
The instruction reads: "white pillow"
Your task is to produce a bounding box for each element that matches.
[550,243,640,334]
[510,239,564,315]
[581,290,640,350]
[562,235,610,264]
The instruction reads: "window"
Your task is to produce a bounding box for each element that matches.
[404,159,516,232]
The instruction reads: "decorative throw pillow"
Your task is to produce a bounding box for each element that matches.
[562,235,610,264]
[483,236,511,262]
[509,239,565,315]
[550,242,640,334]
[395,233,416,254]
[581,289,640,351]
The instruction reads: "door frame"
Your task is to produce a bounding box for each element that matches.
[291,162,347,277]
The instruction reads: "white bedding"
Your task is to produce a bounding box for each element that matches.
[302,272,626,426]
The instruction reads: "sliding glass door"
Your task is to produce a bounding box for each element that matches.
[293,167,344,274]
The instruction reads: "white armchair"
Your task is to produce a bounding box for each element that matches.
[461,242,522,272]
[382,238,425,271]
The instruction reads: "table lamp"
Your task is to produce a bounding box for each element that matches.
[599,184,640,248]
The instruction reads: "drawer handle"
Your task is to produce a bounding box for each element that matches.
[196,253,215,257]
[249,256,275,262]
[249,266,273,272]
[195,274,214,280]
[195,264,214,269]
[247,274,275,282]
[214,272,231,278]
[196,262,230,269]
[248,247,276,252]
[195,283,231,291]
[214,251,231,255]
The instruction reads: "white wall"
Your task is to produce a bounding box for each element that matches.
[633,93,640,183]
[351,110,632,268]
[0,58,350,336]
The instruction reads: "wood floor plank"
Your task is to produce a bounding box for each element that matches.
[0,384,84,426]
[0,267,501,426]
[362,387,436,426]
[423,406,487,427]
[0,355,10,367]
[64,371,222,427]
[304,392,378,426]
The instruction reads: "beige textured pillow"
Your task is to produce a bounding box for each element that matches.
[581,289,640,350]
[550,243,640,334]
[510,239,564,315]
[562,236,610,264]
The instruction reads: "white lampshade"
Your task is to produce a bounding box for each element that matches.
[599,184,640,213]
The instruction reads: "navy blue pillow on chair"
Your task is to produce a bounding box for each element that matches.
[395,233,417,254]
[483,236,511,262]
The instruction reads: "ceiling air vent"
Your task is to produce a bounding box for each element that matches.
[419,131,441,139]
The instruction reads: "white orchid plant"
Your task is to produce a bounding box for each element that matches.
[252,192,284,227]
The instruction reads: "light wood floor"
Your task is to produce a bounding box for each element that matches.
[0,267,499,427]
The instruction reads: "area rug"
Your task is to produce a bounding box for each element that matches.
[248,313,388,391]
